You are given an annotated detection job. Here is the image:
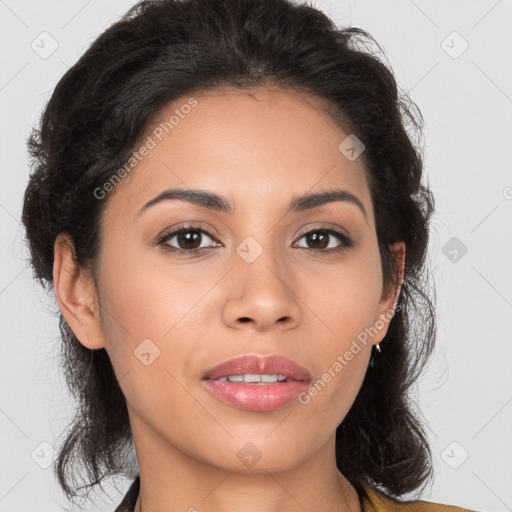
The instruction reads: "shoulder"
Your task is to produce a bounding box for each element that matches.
[360,484,479,512]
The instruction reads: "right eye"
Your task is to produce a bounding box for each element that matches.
[157,225,221,255]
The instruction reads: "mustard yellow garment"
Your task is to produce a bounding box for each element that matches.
[114,477,479,511]
[360,484,478,512]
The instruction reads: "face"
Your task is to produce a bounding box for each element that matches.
[55,86,404,476]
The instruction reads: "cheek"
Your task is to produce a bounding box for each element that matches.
[303,251,383,340]
[299,253,382,399]
[95,242,215,399]
[95,250,206,430]
[97,240,203,341]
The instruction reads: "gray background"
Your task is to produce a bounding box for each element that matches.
[1,1,511,511]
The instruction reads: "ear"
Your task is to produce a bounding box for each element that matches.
[53,232,106,350]
[372,241,406,347]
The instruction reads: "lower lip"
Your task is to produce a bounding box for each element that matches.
[201,379,311,411]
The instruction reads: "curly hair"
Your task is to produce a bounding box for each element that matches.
[21,0,436,507]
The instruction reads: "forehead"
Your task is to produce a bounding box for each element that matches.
[103,86,373,224]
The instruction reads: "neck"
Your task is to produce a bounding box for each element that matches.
[128,414,362,512]
[134,475,361,512]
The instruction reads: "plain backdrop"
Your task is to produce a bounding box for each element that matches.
[1,1,511,511]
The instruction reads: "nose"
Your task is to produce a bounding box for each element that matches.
[222,252,301,332]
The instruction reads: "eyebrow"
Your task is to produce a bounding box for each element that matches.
[135,187,367,220]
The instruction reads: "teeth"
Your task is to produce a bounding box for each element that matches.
[214,374,288,383]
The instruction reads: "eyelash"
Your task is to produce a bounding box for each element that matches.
[156,224,354,257]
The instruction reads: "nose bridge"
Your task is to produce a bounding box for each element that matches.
[236,231,291,296]
[223,229,301,330]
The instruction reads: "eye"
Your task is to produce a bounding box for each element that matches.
[157,225,220,255]
[293,227,353,254]
[156,224,353,257]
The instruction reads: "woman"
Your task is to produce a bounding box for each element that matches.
[21,0,477,510]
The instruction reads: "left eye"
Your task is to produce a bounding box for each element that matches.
[294,228,350,251]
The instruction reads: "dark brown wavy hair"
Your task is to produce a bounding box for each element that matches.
[21,0,436,508]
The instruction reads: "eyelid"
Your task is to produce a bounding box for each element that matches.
[156,221,220,241]
[156,224,221,247]
[295,222,351,239]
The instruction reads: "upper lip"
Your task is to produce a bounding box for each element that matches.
[202,354,312,382]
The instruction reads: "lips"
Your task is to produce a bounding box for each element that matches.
[201,354,312,382]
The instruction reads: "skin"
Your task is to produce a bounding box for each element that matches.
[53,86,405,512]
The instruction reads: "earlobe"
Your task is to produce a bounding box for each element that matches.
[53,232,106,350]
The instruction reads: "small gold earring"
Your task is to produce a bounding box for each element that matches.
[376,325,383,352]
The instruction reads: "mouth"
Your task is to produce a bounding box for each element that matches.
[201,354,312,383]
[201,378,311,411]
[200,354,312,411]
[205,373,301,384]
